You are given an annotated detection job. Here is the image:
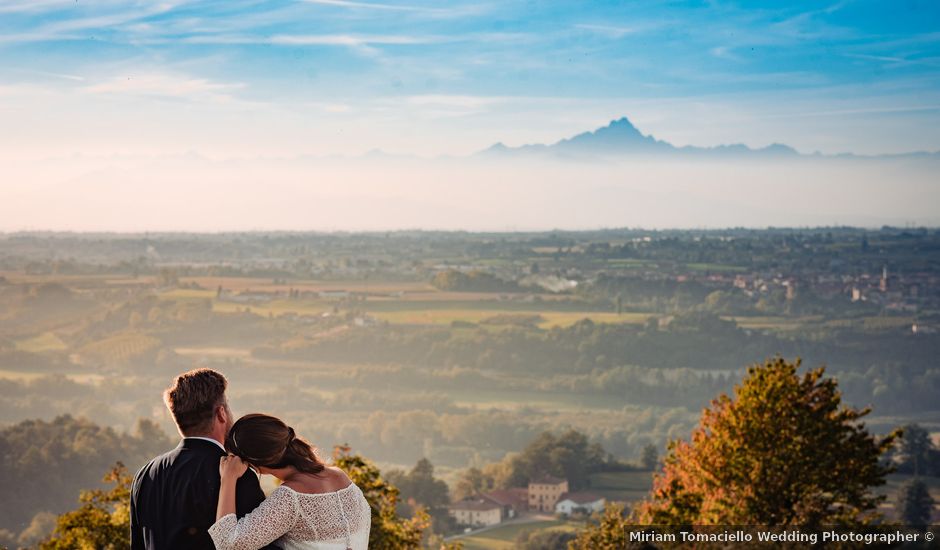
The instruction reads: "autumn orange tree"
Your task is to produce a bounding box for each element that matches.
[572,357,899,548]
[633,357,897,526]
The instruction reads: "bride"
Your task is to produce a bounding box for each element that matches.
[209,414,371,550]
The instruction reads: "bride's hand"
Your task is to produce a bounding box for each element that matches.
[219,454,248,480]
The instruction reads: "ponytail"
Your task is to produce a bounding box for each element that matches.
[226,413,325,475]
[280,433,325,475]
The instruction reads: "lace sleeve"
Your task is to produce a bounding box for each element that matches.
[209,486,298,550]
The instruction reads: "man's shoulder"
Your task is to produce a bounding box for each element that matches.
[134,441,222,483]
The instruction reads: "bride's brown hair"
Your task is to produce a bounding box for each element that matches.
[225,413,325,475]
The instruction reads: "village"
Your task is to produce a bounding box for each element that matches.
[448,476,606,529]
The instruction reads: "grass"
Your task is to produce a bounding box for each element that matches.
[212,299,329,317]
[685,263,748,273]
[448,388,629,412]
[728,315,824,330]
[454,519,580,550]
[370,309,650,328]
[589,471,654,503]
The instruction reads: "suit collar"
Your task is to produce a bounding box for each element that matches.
[181,437,226,453]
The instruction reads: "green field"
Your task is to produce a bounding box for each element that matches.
[453,519,581,550]
[157,288,654,329]
[370,309,649,328]
[589,470,654,503]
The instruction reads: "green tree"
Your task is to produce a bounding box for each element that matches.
[39,462,131,550]
[633,357,897,526]
[899,424,932,476]
[640,444,658,471]
[453,467,494,501]
[896,478,934,526]
[333,445,429,550]
[386,458,450,510]
[386,458,454,538]
[506,429,607,490]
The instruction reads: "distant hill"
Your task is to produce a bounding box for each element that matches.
[479,116,938,160]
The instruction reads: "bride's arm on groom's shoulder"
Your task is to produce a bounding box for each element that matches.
[216,454,248,521]
[210,455,297,550]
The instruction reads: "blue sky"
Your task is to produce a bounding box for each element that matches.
[1,0,939,158]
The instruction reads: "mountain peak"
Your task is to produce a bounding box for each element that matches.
[476,115,813,159]
[608,116,641,131]
[588,117,645,140]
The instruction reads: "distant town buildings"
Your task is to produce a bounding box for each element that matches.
[448,477,607,528]
[528,475,569,513]
[448,497,502,527]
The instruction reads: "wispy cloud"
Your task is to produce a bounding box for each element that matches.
[0,2,180,43]
[164,32,443,56]
[270,34,437,46]
[82,73,245,103]
[16,69,85,81]
[843,53,940,69]
[0,0,90,14]
[710,46,742,61]
[300,0,488,18]
[760,104,940,119]
[407,94,504,108]
[574,23,641,39]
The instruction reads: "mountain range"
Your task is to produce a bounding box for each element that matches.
[479,117,939,160]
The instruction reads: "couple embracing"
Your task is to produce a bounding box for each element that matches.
[130,368,371,550]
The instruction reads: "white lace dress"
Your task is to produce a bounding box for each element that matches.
[209,483,371,550]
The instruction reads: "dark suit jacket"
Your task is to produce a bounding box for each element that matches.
[130,438,278,550]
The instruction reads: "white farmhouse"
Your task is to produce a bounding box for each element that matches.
[554,492,605,516]
[448,496,503,527]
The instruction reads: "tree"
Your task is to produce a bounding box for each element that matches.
[899,424,932,476]
[333,445,429,550]
[453,467,494,501]
[506,429,607,490]
[640,444,658,471]
[632,357,897,526]
[516,528,576,550]
[896,479,934,526]
[568,502,629,550]
[386,458,453,537]
[39,462,131,549]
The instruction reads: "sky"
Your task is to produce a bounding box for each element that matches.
[1,0,939,159]
[1,0,939,231]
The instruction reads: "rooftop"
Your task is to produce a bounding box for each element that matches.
[558,491,604,504]
[450,496,502,512]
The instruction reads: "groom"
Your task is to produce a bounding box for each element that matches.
[130,368,278,550]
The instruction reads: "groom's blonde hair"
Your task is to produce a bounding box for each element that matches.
[164,368,228,436]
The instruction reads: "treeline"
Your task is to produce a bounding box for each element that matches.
[0,415,171,541]
[253,314,940,413]
[258,313,940,374]
[453,429,621,496]
[255,315,776,372]
[430,269,523,292]
[583,274,880,316]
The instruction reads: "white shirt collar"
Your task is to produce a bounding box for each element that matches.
[185,436,226,452]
